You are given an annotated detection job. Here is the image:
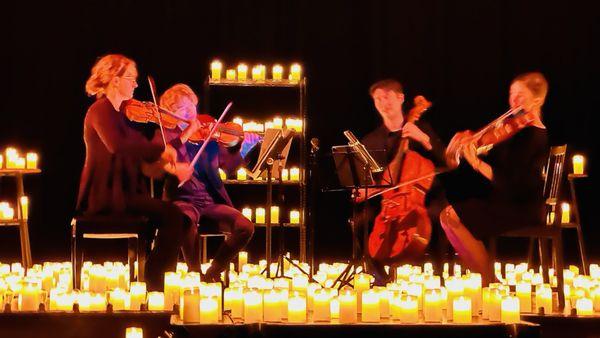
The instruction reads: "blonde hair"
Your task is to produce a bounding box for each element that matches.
[512,72,548,101]
[159,84,198,111]
[85,54,136,97]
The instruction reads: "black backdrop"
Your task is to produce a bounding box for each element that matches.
[2,1,598,265]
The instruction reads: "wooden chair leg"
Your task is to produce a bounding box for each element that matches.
[75,232,85,289]
[554,232,565,311]
[527,238,535,268]
[202,237,208,264]
[489,237,497,282]
[539,238,549,283]
[575,224,588,275]
[137,237,147,282]
[128,238,137,282]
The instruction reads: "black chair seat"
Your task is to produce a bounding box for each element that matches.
[73,214,149,236]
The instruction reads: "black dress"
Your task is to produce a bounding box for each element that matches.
[444,126,549,239]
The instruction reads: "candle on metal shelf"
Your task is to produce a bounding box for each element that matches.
[211,60,222,81]
[18,279,41,311]
[218,168,227,181]
[572,155,585,175]
[290,63,302,81]
[535,284,553,313]
[255,207,266,224]
[244,289,263,323]
[125,327,143,338]
[290,167,300,181]
[129,282,146,310]
[354,272,371,311]
[361,289,380,322]
[453,296,472,323]
[226,69,236,81]
[338,287,357,323]
[501,296,520,323]
[109,288,128,311]
[263,289,282,322]
[288,291,307,323]
[237,64,248,81]
[398,294,419,323]
[182,285,201,323]
[242,208,252,221]
[313,288,332,322]
[272,117,284,129]
[236,168,247,181]
[200,296,219,323]
[281,168,289,181]
[516,282,532,313]
[224,287,244,318]
[561,202,570,224]
[270,206,280,224]
[147,291,165,311]
[423,288,442,322]
[272,64,283,81]
[289,210,300,224]
[576,297,593,316]
[25,153,38,169]
[164,272,180,310]
[445,276,464,320]
[0,154,3,168]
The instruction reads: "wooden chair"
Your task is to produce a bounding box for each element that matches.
[489,144,567,310]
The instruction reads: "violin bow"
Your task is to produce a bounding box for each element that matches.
[178,101,234,187]
[147,75,169,150]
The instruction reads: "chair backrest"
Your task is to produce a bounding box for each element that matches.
[542,144,567,206]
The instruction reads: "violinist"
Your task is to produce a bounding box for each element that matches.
[154,84,259,282]
[77,54,192,291]
[356,79,446,282]
[440,72,549,283]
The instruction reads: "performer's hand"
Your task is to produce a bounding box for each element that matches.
[461,141,481,171]
[402,122,431,150]
[445,130,471,169]
[168,162,194,182]
[161,144,178,164]
[180,118,202,143]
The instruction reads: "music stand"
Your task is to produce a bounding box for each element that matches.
[248,128,294,277]
[331,144,390,288]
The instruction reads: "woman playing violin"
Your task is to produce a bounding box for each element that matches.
[154,84,259,282]
[440,72,549,282]
[77,54,192,291]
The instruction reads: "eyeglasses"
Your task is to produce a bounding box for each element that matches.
[120,75,138,83]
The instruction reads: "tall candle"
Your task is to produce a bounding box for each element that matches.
[289,210,300,224]
[535,284,553,313]
[244,289,263,323]
[501,296,520,323]
[453,296,472,323]
[489,288,504,321]
[164,272,180,310]
[271,206,280,224]
[423,289,442,322]
[398,295,418,323]
[182,287,201,323]
[148,291,165,311]
[20,196,29,220]
[255,208,266,224]
[272,65,283,81]
[516,282,532,313]
[313,288,332,322]
[125,327,143,338]
[238,251,248,271]
[354,273,371,311]
[361,289,380,322]
[252,66,261,81]
[290,64,302,81]
[26,153,38,169]
[211,60,222,80]
[561,203,570,224]
[377,287,391,319]
[572,155,585,175]
[129,282,146,310]
[19,282,41,311]
[0,154,3,168]
[200,296,219,323]
[237,64,248,81]
[287,292,307,323]
[242,207,252,221]
[109,288,128,311]
[330,297,340,319]
[445,276,464,320]
[263,289,282,322]
[338,288,357,323]
[292,275,308,297]
[290,167,300,181]
[281,168,289,181]
[224,287,244,318]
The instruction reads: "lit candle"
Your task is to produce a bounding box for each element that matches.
[237,64,248,81]
[535,284,553,313]
[164,272,180,310]
[26,153,38,169]
[125,327,143,338]
[354,273,371,312]
[561,202,570,224]
[252,66,261,81]
[0,154,3,168]
[290,167,300,181]
[516,282,532,313]
[290,63,302,81]
[313,288,332,322]
[330,297,340,319]
[238,251,248,272]
[271,206,280,224]
[147,291,165,311]
[272,117,284,129]
[129,282,146,310]
[272,64,283,81]
[576,297,593,316]
[16,157,26,169]
[244,289,263,323]
[464,273,482,313]
[489,287,504,321]
[237,168,247,181]
[259,65,266,81]
[88,264,106,293]
[501,296,520,324]
[292,275,308,297]
[338,288,357,323]
[19,281,41,311]
[182,286,201,323]
[289,210,300,224]
[263,289,282,322]
[423,288,442,322]
[219,168,227,181]
[445,276,464,320]
[398,294,418,323]
[255,208,266,224]
[547,210,556,225]
[453,296,472,323]
[288,292,307,323]
[281,168,289,181]
[240,208,253,222]
[200,296,219,323]
[361,289,380,322]
[226,69,236,81]
[224,287,244,318]
[211,60,222,81]
[572,155,585,175]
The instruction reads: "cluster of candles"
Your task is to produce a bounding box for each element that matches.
[210,61,302,82]
[240,206,301,224]
[227,167,301,181]
[233,116,303,133]
[3,259,599,325]
[1,147,39,170]
[0,197,28,221]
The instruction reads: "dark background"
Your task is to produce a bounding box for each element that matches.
[1,1,598,267]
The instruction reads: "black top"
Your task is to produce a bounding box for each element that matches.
[446,126,549,239]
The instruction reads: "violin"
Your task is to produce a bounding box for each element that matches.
[368,96,434,264]
[122,99,244,147]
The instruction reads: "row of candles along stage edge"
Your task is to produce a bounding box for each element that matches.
[210,61,302,82]
[0,147,39,170]
[235,116,303,133]
[2,260,600,325]
[240,206,300,224]
[224,167,301,181]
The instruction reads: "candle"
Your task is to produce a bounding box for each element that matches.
[126,327,143,338]
[516,282,532,313]
[445,276,464,320]
[292,275,308,297]
[242,208,252,221]
[290,63,302,81]
[338,288,357,323]
[361,289,380,322]
[19,282,41,311]
[182,286,201,323]
[277,288,289,319]
[88,264,106,293]
[281,168,289,181]
[453,296,472,323]
[547,210,556,225]
[535,284,553,313]
[489,288,504,321]
[572,155,585,175]
[398,294,419,323]
[237,64,248,81]
[270,206,280,224]
[224,287,244,318]
[164,272,180,310]
[290,167,300,181]
[272,64,283,81]
[423,289,442,322]
[255,208,266,224]
[561,203,570,224]
[145,291,164,311]
[272,117,284,129]
[576,297,593,316]
[211,60,222,80]
[501,296,520,323]
[288,292,307,323]
[237,168,247,181]
[354,273,371,311]
[330,297,340,319]
[226,69,236,81]
[129,282,146,310]
[313,288,332,322]
[0,154,3,168]
[464,273,482,313]
[289,210,300,224]
[26,153,38,169]
[219,168,227,181]
[377,287,391,319]
[252,66,261,81]
[244,289,263,323]
[307,282,321,311]
[200,296,219,323]
[16,157,26,169]
[263,289,282,322]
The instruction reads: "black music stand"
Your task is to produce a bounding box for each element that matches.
[331,145,391,288]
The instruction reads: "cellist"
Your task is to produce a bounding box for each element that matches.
[355,79,446,283]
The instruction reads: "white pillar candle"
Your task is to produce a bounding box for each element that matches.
[211,60,222,80]
[224,287,244,318]
[399,295,419,323]
[125,327,143,338]
[200,296,219,323]
[272,65,283,81]
[237,64,248,81]
[289,210,300,224]
[281,168,289,181]
[423,288,443,322]
[270,206,280,224]
[19,283,41,311]
[263,289,282,322]
[516,282,532,313]
[290,63,302,81]
[330,297,340,319]
[501,296,520,323]
[453,296,472,323]
[237,168,247,181]
[489,288,504,321]
[361,289,380,322]
[26,153,38,169]
[572,155,585,175]
[164,272,180,310]
[182,287,201,323]
[110,288,128,311]
[238,251,248,272]
[255,208,266,224]
[535,284,553,313]
[354,273,371,312]
[226,69,236,81]
[445,276,464,320]
[129,282,146,310]
[244,289,263,323]
[88,264,106,293]
[576,297,593,316]
[290,167,300,181]
[287,292,307,323]
[377,287,391,319]
[338,288,357,323]
[147,291,165,311]
[313,288,332,322]
[292,275,308,297]
[20,196,29,220]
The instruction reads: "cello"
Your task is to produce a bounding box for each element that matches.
[368,95,434,264]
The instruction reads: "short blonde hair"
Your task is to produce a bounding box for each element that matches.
[512,72,548,101]
[85,54,136,97]
[159,84,198,111]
